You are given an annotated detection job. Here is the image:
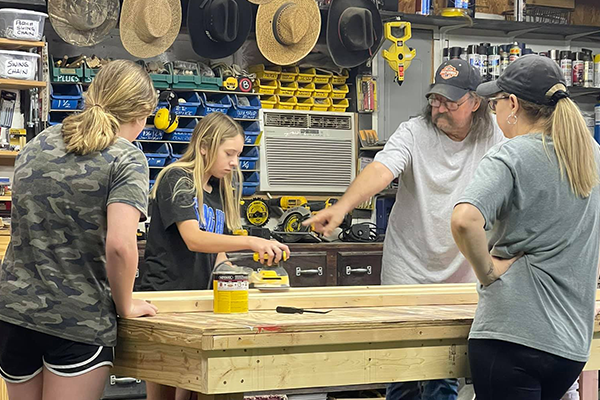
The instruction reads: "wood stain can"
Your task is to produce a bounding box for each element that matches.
[213,269,249,314]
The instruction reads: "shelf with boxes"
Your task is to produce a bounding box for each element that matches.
[251,65,351,112]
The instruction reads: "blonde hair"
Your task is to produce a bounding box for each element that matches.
[62,60,157,155]
[151,112,244,232]
[518,83,599,198]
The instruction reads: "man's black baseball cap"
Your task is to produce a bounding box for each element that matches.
[477,54,567,105]
[426,59,482,102]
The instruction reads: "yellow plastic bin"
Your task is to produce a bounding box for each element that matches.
[313,83,332,99]
[295,97,314,110]
[313,68,333,84]
[260,95,277,109]
[297,67,316,83]
[255,79,278,95]
[276,81,298,97]
[295,82,315,98]
[276,96,297,110]
[329,98,349,112]
[249,65,280,80]
[331,69,349,85]
[330,84,349,99]
[279,66,299,82]
[312,97,331,112]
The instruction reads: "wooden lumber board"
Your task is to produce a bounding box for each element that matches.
[119,304,478,349]
[132,284,481,313]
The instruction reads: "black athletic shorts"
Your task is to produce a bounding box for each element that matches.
[0,320,114,383]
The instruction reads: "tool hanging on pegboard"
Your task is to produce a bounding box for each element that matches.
[382,17,416,86]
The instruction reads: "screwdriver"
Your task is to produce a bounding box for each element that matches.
[276,306,331,314]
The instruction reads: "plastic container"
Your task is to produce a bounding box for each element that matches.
[137,60,172,89]
[242,182,259,196]
[50,55,83,83]
[313,68,333,84]
[330,84,349,99]
[329,98,349,112]
[167,142,187,165]
[259,95,277,109]
[312,97,331,112]
[0,9,47,41]
[276,81,298,97]
[276,95,297,110]
[239,160,257,170]
[137,126,164,140]
[141,142,170,167]
[249,65,280,81]
[0,50,39,80]
[255,79,278,95]
[48,111,69,126]
[313,83,332,99]
[279,66,299,82]
[331,69,349,85]
[295,82,315,98]
[228,95,260,119]
[295,97,314,110]
[165,118,197,142]
[297,67,315,83]
[243,122,261,145]
[50,83,82,110]
[239,146,259,161]
[149,169,161,191]
[243,171,260,183]
[198,93,232,116]
[155,92,200,116]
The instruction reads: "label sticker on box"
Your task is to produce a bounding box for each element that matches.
[14,20,39,39]
[5,60,33,79]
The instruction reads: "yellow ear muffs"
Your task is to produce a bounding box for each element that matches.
[154,108,179,133]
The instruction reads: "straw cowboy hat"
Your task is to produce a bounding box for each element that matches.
[187,0,253,59]
[48,0,119,47]
[326,0,383,68]
[255,0,321,66]
[120,0,182,59]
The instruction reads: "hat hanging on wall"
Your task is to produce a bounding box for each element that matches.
[255,0,321,66]
[187,0,253,59]
[120,0,182,59]
[48,0,120,47]
[326,0,383,68]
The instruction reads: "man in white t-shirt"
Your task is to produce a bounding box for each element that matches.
[304,59,505,400]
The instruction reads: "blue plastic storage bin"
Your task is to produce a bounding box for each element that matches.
[141,142,170,167]
[137,126,164,140]
[155,92,202,116]
[48,111,70,126]
[165,118,197,142]
[228,95,260,120]
[243,172,259,183]
[239,160,256,170]
[149,169,161,191]
[197,93,232,116]
[242,121,260,145]
[242,182,259,196]
[50,84,82,110]
[166,142,187,165]
[239,146,259,160]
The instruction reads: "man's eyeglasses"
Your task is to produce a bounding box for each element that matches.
[488,95,510,113]
[428,96,470,111]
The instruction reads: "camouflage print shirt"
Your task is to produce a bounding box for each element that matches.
[0,124,149,347]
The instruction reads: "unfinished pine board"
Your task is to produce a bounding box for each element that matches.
[115,286,600,395]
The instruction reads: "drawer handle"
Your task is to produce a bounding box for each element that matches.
[346,265,372,275]
[296,267,323,276]
[110,375,142,385]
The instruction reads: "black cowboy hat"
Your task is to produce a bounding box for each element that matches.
[187,0,252,59]
[326,0,383,68]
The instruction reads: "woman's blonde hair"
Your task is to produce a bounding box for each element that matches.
[62,60,157,155]
[151,112,244,232]
[516,83,598,198]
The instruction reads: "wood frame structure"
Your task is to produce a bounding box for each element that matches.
[113,284,600,399]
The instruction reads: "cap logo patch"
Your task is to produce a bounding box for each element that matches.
[440,65,459,80]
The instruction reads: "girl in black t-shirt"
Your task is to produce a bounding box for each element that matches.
[142,112,289,400]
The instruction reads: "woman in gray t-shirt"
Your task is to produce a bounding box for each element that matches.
[451,55,600,400]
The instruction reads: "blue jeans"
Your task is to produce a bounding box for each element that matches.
[386,379,459,400]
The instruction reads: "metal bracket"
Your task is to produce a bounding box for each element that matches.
[565,30,600,50]
[438,23,471,66]
[506,27,541,42]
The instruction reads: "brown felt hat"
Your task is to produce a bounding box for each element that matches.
[48,0,119,47]
[255,0,321,66]
[120,0,182,59]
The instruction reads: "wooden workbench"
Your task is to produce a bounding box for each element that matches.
[113,284,600,398]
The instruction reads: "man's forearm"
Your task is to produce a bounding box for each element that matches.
[337,161,395,213]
